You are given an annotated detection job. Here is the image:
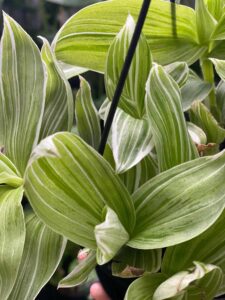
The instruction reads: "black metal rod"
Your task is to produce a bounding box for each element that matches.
[98,0,152,155]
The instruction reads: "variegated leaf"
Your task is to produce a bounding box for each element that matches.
[58,61,87,79]
[111,108,153,173]
[128,151,225,249]
[211,58,225,82]
[162,210,225,276]
[0,186,25,300]
[125,274,167,300]
[190,101,225,144]
[164,62,189,88]
[0,14,45,174]
[75,76,101,150]
[120,154,158,194]
[24,132,135,249]
[145,65,198,172]
[181,71,212,111]
[59,249,96,288]
[0,153,23,187]
[187,122,207,145]
[95,207,129,265]
[195,0,217,44]
[105,15,151,118]
[53,0,204,72]
[112,246,161,278]
[40,38,73,140]
[8,212,66,300]
[153,262,223,300]
[103,145,158,194]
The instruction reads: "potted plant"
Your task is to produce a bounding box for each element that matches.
[1,0,225,299]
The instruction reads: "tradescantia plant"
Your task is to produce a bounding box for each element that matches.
[3,0,225,299]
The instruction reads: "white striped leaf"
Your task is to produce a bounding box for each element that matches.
[190,101,225,144]
[8,212,66,300]
[125,273,167,300]
[181,71,212,111]
[112,246,161,278]
[128,151,225,250]
[40,38,73,140]
[0,14,45,174]
[145,65,198,172]
[195,0,217,44]
[211,58,225,81]
[95,207,129,265]
[119,155,158,194]
[111,108,153,173]
[164,62,189,88]
[75,76,101,150]
[187,122,207,145]
[58,62,87,79]
[103,145,158,194]
[0,186,25,300]
[52,0,204,73]
[59,249,96,288]
[162,210,225,276]
[0,153,23,187]
[153,262,223,300]
[24,132,135,249]
[105,15,151,118]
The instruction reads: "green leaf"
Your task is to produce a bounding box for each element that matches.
[59,249,96,288]
[105,15,151,118]
[217,275,225,297]
[216,80,225,125]
[211,13,225,40]
[8,212,66,300]
[190,101,225,144]
[112,246,161,278]
[0,153,23,187]
[0,186,25,300]
[164,62,189,88]
[103,145,158,194]
[153,262,223,300]
[0,14,45,174]
[119,154,158,194]
[95,207,129,265]
[128,151,225,249]
[187,122,207,145]
[162,210,225,276]
[53,0,203,72]
[24,132,135,249]
[206,0,224,21]
[124,273,167,300]
[75,76,101,150]
[145,65,197,172]
[181,71,212,111]
[195,0,217,43]
[40,38,73,140]
[111,108,153,173]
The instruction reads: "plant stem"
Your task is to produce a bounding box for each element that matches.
[98,0,152,155]
[200,58,219,120]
